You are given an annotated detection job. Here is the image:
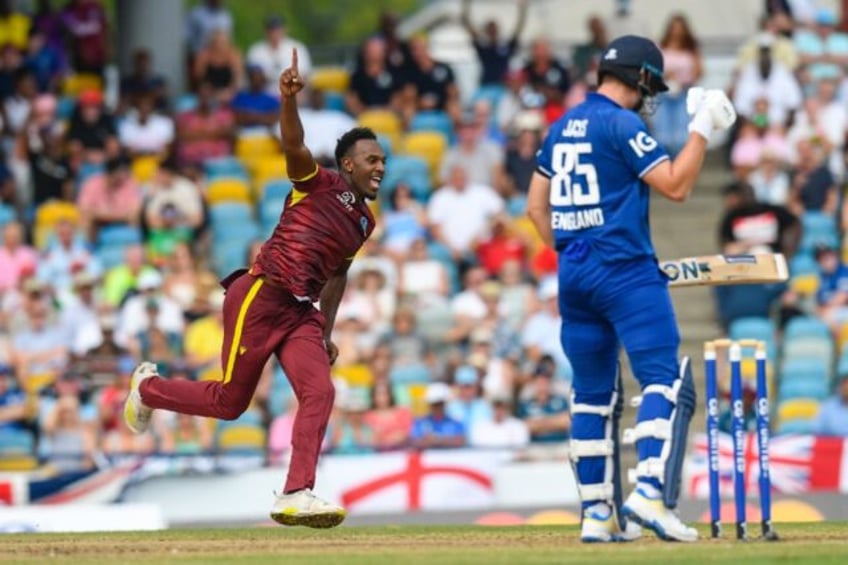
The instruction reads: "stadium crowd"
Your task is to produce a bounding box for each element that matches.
[1,0,848,474]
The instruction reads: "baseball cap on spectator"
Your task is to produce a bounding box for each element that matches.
[73,271,97,289]
[137,270,163,291]
[425,382,452,404]
[265,15,286,29]
[78,88,103,106]
[454,365,478,386]
[538,276,558,301]
[23,277,47,294]
[491,392,512,407]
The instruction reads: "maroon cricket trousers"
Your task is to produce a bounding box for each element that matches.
[139,269,334,493]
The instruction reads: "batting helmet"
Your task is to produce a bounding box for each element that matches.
[598,35,669,97]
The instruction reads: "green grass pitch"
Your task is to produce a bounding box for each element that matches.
[2,523,848,564]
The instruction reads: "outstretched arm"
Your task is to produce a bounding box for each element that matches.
[511,0,529,42]
[460,0,478,41]
[319,259,352,365]
[279,48,317,181]
[526,172,554,248]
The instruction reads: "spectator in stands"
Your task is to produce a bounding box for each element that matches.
[77,154,142,243]
[470,394,529,448]
[812,244,848,332]
[733,35,803,129]
[521,276,570,376]
[96,355,133,432]
[748,143,791,206]
[247,15,311,93]
[41,393,95,471]
[183,288,224,372]
[397,236,451,301]
[115,269,183,351]
[0,221,37,293]
[495,68,530,133]
[446,267,491,344]
[22,100,72,207]
[118,90,175,159]
[504,116,543,200]
[522,38,570,123]
[376,10,414,84]
[517,363,570,443]
[365,379,412,451]
[0,0,30,52]
[571,15,609,86]
[787,68,846,181]
[4,68,38,141]
[119,49,168,113]
[0,43,21,100]
[788,137,838,216]
[142,157,204,260]
[460,0,528,87]
[231,64,280,137]
[61,0,109,77]
[411,382,465,449]
[186,0,233,60]
[719,181,800,256]
[160,411,212,454]
[25,27,64,94]
[101,244,155,307]
[497,258,534,331]
[428,164,504,264]
[382,182,427,260]
[794,8,848,69]
[0,366,29,440]
[31,0,65,61]
[736,16,799,73]
[297,87,356,168]
[347,37,404,117]
[175,79,235,171]
[378,306,430,368]
[814,371,848,436]
[439,111,505,191]
[66,88,119,169]
[476,214,526,277]
[331,394,375,455]
[37,217,100,298]
[192,27,243,104]
[729,99,791,181]
[653,14,703,156]
[447,364,492,439]
[718,379,757,434]
[163,243,216,318]
[59,271,104,358]
[101,417,156,454]
[12,297,67,392]
[404,35,460,122]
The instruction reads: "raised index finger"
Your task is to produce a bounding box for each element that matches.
[291,47,298,72]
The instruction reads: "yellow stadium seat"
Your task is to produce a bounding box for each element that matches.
[0,455,39,472]
[333,364,374,388]
[399,131,448,184]
[510,216,545,254]
[235,135,280,160]
[358,109,403,150]
[310,66,350,92]
[777,398,820,423]
[131,155,160,183]
[790,274,820,296]
[217,425,267,452]
[252,156,289,191]
[63,73,102,97]
[206,178,252,204]
[35,201,79,228]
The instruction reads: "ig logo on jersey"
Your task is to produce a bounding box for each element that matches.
[628,131,658,158]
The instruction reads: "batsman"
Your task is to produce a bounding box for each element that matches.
[527,35,736,542]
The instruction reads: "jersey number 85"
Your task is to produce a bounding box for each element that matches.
[549,142,600,206]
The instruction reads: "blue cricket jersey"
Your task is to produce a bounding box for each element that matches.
[536,92,670,262]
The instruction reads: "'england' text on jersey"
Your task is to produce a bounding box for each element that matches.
[552,208,605,230]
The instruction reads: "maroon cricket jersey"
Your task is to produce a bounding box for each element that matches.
[251,166,375,301]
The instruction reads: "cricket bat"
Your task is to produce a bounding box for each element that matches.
[660,253,789,287]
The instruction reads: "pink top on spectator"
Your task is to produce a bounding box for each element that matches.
[176,108,235,167]
[77,174,142,217]
[661,49,699,87]
[365,406,413,450]
[0,246,38,291]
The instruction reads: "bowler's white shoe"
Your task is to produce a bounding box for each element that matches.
[123,362,157,434]
[581,503,642,543]
[622,484,698,542]
[270,489,346,528]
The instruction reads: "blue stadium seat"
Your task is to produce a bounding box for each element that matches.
[0,429,35,455]
[204,157,249,182]
[799,211,838,252]
[382,155,431,201]
[0,203,16,227]
[56,96,76,120]
[472,85,507,109]
[789,252,817,277]
[96,245,127,270]
[209,202,254,225]
[409,111,455,143]
[782,337,834,364]
[260,179,293,202]
[784,316,832,340]
[389,364,432,384]
[212,222,261,246]
[76,162,105,187]
[323,90,346,113]
[778,378,830,401]
[96,224,141,248]
[376,134,393,158]
[212,241,250,278]
[175,93,198,113]
[776,418,818,435]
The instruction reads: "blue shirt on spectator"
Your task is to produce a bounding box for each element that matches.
[0,386,27,433]
[814,396,848,436]
[816,264,848,306]
[411,415,465,442]
[518,393,570,442]
[447,399,492,440]
[230,91,280,116]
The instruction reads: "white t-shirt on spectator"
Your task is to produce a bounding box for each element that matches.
[297,108,356,161]
[470,416,530,448]
[748,168,790,206]
[399,259,446,297]
[787,103,848,180]
[439,141,504,187]
[732,61,803,126]
[521,311,570,374]
[427,183,504,253]
[4,96,30,135]
[186,5,233,53]
[115,294,184,348]
[119,113,175,154]
[450,290,486,319]
[146,176,204,220]
[247,38,312,91]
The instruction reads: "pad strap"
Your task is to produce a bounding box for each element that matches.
[571,403,613,416]
[627,457,665,484]
[578,483,614,501]
[629,383,680,407]
[569,439,614,459]
[622,418,672,444]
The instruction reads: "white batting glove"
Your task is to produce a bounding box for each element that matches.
[703,90,737,132]
[686,87,706,116]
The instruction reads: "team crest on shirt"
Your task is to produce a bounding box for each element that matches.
[336,191,356,211]
[360,216,368,235]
